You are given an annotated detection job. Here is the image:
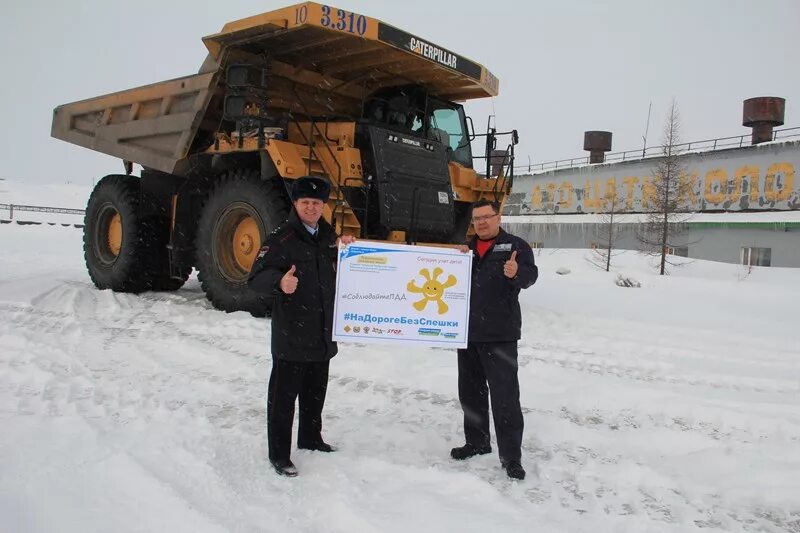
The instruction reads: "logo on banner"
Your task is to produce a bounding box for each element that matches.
[406,267,457,314]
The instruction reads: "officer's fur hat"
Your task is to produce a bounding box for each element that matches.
[291,176,330,202]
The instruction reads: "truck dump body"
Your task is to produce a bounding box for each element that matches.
[51,1,500,176]
[51,73,219,175]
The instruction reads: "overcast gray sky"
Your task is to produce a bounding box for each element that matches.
[2,0,798,186]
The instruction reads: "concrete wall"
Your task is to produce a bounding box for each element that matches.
[688,226,800,266]
[503,221,800,268]
[505,141,800,215]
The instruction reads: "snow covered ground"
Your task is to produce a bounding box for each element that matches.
[1,220,799,532]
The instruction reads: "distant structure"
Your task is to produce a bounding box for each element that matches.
[583,131,612,163]
[505,97,800,268]
[743,97,785,145]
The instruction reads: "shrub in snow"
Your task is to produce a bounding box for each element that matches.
[555,267,571,275]
[615,274,641,288]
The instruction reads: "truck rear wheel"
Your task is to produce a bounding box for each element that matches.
[195,169,289,316]
[83,175,153,292]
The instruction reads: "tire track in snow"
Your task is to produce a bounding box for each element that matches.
[3,300,798,446]
[325,373,800,531]
[3,299,799,531]
[521,348,799,395]
[0,301,266,435]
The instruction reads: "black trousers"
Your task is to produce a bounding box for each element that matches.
[457,342,523,463]
[267,358,330,462]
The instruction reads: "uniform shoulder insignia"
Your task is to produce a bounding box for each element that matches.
[256,245,270,260]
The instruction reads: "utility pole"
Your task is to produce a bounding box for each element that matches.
[642,101,652,158]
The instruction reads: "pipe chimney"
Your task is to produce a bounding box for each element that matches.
[584,131,612,163]
[742,97,785,145]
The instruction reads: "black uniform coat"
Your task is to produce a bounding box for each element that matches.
[248,210,338,362]
[467,228,538,342]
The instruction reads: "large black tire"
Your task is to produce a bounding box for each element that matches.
[195,169,290,316]
[83,175,154,292]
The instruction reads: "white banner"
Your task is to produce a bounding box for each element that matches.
[333,241,472,348]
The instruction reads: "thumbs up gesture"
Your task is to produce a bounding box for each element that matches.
[503,251,518,279]
[280,265,298,294]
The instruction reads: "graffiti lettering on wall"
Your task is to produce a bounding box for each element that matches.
[506,144,800,214]
[525,163,795,213]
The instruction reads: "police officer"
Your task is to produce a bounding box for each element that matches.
[248,176,354,477]
[450,199,538,480]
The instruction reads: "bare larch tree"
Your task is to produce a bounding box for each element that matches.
[637,99,694,275]
[588,184,624,272]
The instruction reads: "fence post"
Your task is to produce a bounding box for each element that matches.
[9,204,12,220]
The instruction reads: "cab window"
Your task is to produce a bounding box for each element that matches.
[429,101,472,167]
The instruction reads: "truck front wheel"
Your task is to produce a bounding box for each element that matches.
[195,170,289,316]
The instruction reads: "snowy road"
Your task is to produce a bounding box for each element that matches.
[1,224,799,532]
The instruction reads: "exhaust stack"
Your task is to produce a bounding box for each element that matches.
[584,131,612,163]
[743,97,785,145]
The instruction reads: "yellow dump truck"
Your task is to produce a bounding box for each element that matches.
[51,2,518,315]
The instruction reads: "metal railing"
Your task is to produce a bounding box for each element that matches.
[0,203,85,219]
[517,126,800,174]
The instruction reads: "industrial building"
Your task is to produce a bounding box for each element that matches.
[502,97,800,268]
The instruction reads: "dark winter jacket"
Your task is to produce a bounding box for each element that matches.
[467,228,538,342]
[248,210,338,362]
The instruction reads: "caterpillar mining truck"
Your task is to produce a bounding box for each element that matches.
[51,2,518,316]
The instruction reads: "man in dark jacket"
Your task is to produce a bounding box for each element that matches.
[450,199,538,480]
[248,176,354,477]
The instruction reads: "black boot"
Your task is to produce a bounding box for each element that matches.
[271,459,298,477]
[298,440,337,453]
[450,443,492,460]
[503,460,526,480]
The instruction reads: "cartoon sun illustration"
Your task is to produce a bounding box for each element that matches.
[407,267,457,315]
